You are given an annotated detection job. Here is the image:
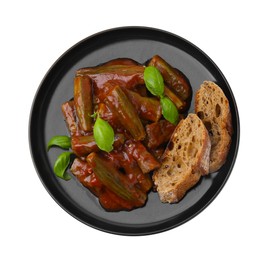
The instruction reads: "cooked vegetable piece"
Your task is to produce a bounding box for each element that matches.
[108,150,153,193]
[105,85,146,141]
[121,152,153,192]
[74,76,93,132]
[145,120,176,149]
[86,152,147,206]
[148,55,192,101]
[136,170,153,192]
[124,140,160,174]
[76,64,144,91]
[98,188,133,211]
[124,88,161,122]
[71,134,125,157]
[134,85,148,97]
[71,158,134,211]
[97,103,123,130]
[61,101,80,136]
[151,147,165,160]
[164,85,186,111]
[71,158,103,196]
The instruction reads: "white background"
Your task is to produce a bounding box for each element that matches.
[1,0,266,259]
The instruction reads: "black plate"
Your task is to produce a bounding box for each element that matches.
[29,27,239,235]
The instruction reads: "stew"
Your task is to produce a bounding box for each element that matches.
[52,55,192,211]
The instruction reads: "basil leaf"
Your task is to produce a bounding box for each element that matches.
[144,66,164,97]
[53,152,72,180]
[47,135,71,151]
[160,96,179,125]
[93,116,114,152]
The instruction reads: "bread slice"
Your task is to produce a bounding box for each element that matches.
[152,113,211,203]
[195,81,233,173]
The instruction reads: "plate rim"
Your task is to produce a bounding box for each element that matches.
[29,26,240,236]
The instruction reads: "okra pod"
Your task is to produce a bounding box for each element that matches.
[164,85,186,112]
[105,85,146,141]
[74,76,93,132]
[124,140,160,174]
[70,158,102,196]
[86,152,146,206]
[148,55,192,101]
[71,157,134,211]
[76,64,145,90]
[98,189,133,211]
[124,162,153,193]
[109,150,153,193]
[71,134,125,157]
[61,101,81,136]
[97,103,122,130]
[124,88,162,122]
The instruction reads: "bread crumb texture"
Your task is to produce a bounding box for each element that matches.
[153,113,211,203]
[195,81,233,173]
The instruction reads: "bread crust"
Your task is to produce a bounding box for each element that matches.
[195,81,233,173]
[153,114,211,203]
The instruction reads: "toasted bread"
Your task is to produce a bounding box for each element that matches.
[195,81,233,173]
[152,113,211,203]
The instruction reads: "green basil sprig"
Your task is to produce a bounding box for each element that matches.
[53,151,72,180]
[144,66,179,124]
[144,66,165,97]
[47,135,71,151]
[160,96,179,125]
[47,135,72,180]
[93,114,115,152]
